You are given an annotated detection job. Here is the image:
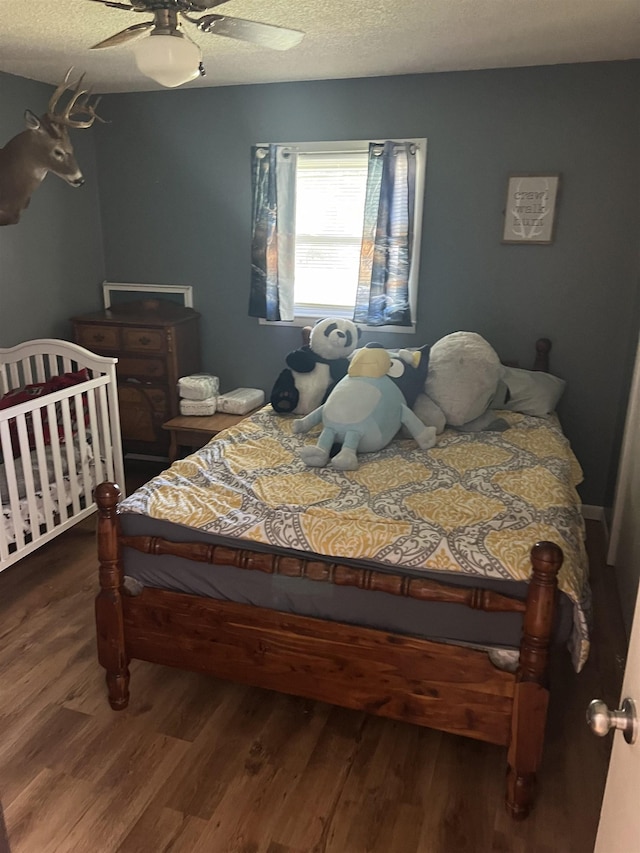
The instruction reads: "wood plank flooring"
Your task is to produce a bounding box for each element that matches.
[0,471,627,852]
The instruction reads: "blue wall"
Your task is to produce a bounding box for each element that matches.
[0,73,105,344]
[93,60,640,507]
[1,63,638,508]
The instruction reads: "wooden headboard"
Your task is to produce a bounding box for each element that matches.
[503,337,551,372]
[532,337,551,372]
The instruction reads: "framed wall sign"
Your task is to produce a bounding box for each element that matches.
[502,173,561,244]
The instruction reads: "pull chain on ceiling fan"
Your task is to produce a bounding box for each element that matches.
[87,0,305,87]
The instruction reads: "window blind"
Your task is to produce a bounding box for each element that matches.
[294,151,368,309]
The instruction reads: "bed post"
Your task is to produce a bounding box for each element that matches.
[506,540,562,819]
[95,482,130,710]
[533,337,552,372]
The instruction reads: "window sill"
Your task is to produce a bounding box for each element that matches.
[258,317,417,335]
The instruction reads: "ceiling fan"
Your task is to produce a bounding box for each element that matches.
[87,0,305,87]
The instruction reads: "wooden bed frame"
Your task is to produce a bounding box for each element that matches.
[95,337,563,820]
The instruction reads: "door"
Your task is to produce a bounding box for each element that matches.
[594,334,640,852]
[607,333,640,633]
[594,590,640,851]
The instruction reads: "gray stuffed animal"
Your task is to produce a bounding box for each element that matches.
[412,331,509,432]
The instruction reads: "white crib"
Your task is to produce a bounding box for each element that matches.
[0,338,125,571]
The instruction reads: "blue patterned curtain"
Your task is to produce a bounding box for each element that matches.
[354,141,416,326]
[248,145,297,322]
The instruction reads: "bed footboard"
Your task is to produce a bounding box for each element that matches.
[507,541,563,819]
[96,482,130,709]
[94,482,561,819]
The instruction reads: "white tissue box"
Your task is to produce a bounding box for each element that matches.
[178,373,220,401]
[217,388,264,415]
[179,396,218,416]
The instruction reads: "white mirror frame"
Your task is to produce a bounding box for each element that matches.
[102,281,194,309]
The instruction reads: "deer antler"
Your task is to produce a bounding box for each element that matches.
[47,68,105,129]
[70,91,107,127]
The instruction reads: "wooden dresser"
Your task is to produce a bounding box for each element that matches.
[72,300,200,456]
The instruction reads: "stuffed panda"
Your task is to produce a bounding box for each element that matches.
[270,318,361,415]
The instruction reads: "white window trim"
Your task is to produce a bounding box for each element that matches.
[258,138,426,335]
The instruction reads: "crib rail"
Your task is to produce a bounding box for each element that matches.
[0,338,113,391]
[0,350,77,393]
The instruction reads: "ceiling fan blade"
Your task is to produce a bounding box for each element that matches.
[196,15,304,51]
[189,0,231,10]
[90,22,154,49]
[86,0,147,10]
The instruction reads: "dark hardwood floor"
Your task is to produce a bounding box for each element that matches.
[0,463,627,852]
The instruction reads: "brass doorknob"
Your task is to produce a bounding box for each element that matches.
[587,698,638,744]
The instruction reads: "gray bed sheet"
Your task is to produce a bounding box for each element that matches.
[120,512,573,652]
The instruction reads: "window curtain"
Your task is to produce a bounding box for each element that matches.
[354,141,416,326]
[248,145,297,322]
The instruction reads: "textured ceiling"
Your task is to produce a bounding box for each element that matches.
[0,0,638,94]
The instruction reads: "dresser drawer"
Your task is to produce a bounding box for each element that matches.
[75,324,120,352]
[118,385,158,444]
[118,356,166,380]
[122,327,166,354]
[142,387,170,417]
[72,301,200,455]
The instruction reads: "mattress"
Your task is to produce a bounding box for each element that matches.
[120,511,574,656]
[1,444,94,545]
[119,405,591,669]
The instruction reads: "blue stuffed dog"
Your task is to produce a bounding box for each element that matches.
[292,343,437,470]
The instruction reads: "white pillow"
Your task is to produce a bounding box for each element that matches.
[502,367,566,417]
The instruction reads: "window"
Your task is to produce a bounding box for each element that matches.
[255,139,427,332]
[294,149,369,315]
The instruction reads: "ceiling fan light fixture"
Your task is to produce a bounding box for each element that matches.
[133,31,202,88]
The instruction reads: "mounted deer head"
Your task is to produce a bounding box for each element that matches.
[0,69,105,226]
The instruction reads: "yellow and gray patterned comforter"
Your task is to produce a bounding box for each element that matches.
[120,406,590,670]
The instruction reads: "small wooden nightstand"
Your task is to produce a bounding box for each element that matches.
[162,409,260,462]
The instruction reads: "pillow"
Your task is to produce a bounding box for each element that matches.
[501,366,566,417]
[0,368,90,410]
[0,369,90,451]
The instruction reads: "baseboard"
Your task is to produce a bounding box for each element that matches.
[124,453,169,463]
[582,504,605,523]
